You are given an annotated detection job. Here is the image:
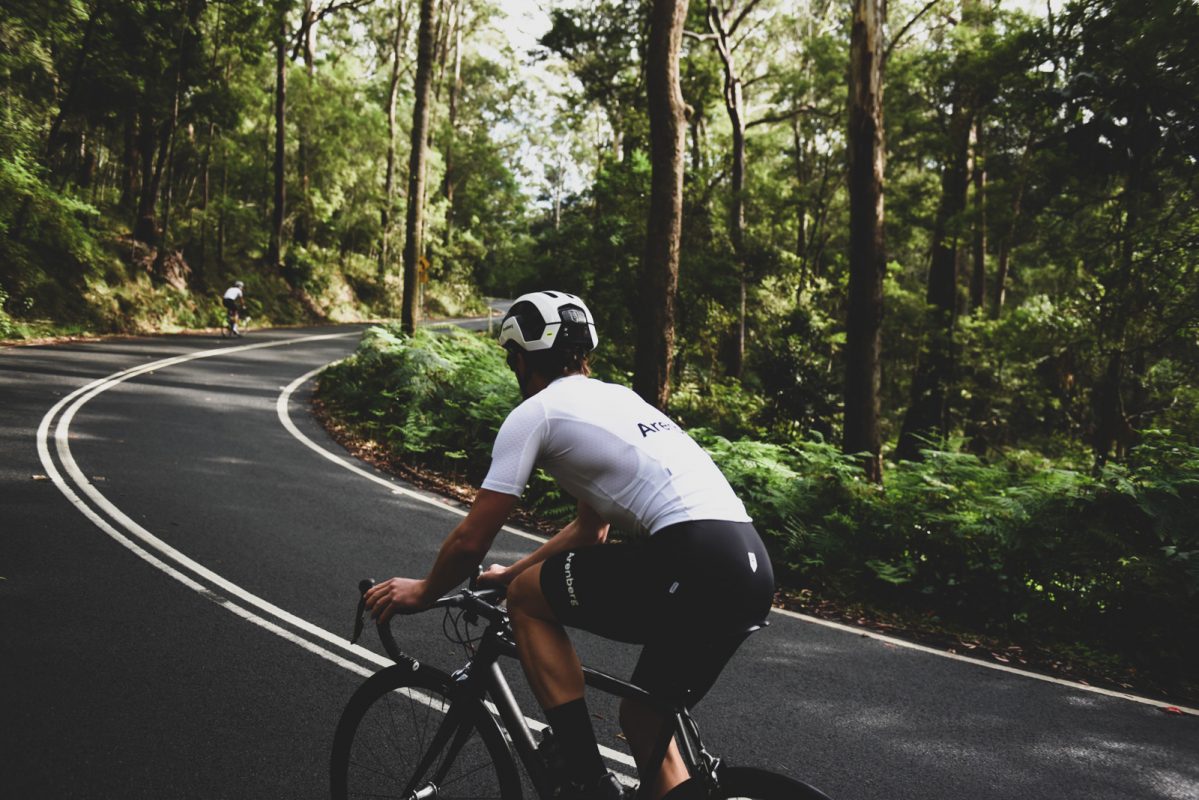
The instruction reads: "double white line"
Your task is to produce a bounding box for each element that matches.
[36,334,389,679]
[34,332,640,770]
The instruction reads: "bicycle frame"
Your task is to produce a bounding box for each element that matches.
[357,584,725,799]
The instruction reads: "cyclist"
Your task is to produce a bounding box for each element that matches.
[222,280,246,337]
[365,291,775,800]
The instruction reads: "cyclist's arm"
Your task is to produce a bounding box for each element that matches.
[479,500,609,587]
[366,488,516,623]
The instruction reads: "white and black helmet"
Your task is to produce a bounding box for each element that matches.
[498,291,598,354]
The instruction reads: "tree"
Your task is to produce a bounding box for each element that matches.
[635,0,690,409]
[269,0,288,270]
[699,0,757,378]
[379,2,412,282]
[843,0,887,481]
[402,0,437,333]
[896,0,995,462]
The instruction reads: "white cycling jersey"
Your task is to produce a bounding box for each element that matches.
[223,286,243,302]
[481,375,750,535]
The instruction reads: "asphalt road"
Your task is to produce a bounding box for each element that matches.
[2,321,1196,800]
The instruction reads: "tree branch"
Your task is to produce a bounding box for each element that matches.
[727,0,767,38]
[747,104,830,128]
[314,0,373,25]
[884,0,941,67]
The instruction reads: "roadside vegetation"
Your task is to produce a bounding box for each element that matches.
[319,327,1199,704]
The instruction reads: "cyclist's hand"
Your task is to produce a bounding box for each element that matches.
[364,577,429,624]
[476,564,513,588]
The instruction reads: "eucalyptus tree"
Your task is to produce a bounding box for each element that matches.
[375,1,415,281]
[687,0,807,379]
[844,0,887,480]
[635,0,690,409]
[402,0,437,333]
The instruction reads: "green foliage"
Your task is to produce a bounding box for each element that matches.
[769,433,1199,683]
[318,325,569,519]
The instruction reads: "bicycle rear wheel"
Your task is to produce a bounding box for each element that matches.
[714,766,833,799]
[331,663,522,800]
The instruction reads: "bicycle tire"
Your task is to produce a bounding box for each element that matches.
[714,766,833,799]
[331,663,523,800]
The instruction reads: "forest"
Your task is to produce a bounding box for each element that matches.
[2,0,1197,702]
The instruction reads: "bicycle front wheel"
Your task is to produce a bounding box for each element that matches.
[714,766,833,799]
[331,663,523,800]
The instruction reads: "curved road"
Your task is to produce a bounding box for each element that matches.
[2,323,1196,799]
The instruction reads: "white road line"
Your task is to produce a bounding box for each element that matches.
[768,605,1197,713]
[38,332,391,670]
[35,331,637,772]
[277,364,546,544]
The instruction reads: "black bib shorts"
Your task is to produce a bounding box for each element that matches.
[539,519,775,706]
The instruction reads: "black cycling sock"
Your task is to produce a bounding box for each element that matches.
[544,697,606,785]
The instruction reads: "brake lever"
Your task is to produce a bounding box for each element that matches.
[350,578,374,645]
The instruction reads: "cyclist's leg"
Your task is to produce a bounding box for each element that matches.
[621,522,776,798]
[507,564,585,709]
[528,541,692,798]
[508,565,612,791]
[618,696,690,799]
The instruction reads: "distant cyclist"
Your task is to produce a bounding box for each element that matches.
[222,281,246,337]
[365,291,775,800]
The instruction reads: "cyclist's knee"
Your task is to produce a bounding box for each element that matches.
[506,565,544,617]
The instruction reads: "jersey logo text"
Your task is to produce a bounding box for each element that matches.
[638,420,678,437]
[564,551,580,607]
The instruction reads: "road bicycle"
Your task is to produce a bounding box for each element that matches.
[330,579,833,800]
[220,303,249,338]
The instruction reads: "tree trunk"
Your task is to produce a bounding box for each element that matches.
[133,111,162,245]
[402,0,437,334]
[153,0,203,278]
[793,115,808,268]
[269,3,287,271]
[197,122,214,281]
[991,134,1031,319]
[633,0,689,410]
[121,110,138,212]
[443,18,462,246]
[152,64,183,277]
[969,119,986,311]
[896,93,973,461]
[294,0,316,248]
[1092,351,1133,467]
[217,137,228,267]
[379,5,407,282]
[843,0,886,482]
[707,0,748,379]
